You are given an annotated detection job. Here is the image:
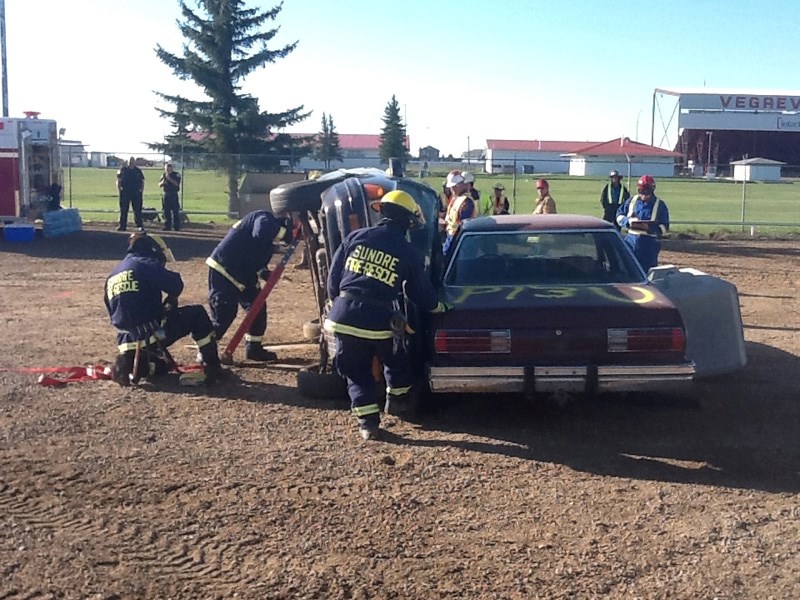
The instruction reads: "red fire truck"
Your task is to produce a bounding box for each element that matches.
[0,112,62,219]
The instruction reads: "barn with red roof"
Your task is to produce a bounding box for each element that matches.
[564,137,681,178]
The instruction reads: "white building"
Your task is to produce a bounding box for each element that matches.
[485,140,598,175]
[566,137,681,178]
[730,157,784,182]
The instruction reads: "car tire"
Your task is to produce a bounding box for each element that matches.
[270,177,345,214]
[302,318,322,341]
[297,367,348,400]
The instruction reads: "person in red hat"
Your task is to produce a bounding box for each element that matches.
[616,174,670,271]
[532,179,557,214]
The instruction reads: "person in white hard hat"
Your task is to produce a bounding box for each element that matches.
[461,171,489,215]
[443,171,476,254]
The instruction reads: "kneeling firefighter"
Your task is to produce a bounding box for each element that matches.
[324,190,450,441]
[104,232,227,386]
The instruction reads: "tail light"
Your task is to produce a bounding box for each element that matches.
[435,330,511,354]
[607,327,686,353]
[363,183,386,201]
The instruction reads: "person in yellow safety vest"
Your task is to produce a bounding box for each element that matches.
[491,183,509,215]
[462,171,490,216]
[437,169,461,243]
[600,169,630,230]
[443,171,477,254]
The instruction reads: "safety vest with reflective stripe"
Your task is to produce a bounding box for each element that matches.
[623,195,667,237]
[445,194,477,237]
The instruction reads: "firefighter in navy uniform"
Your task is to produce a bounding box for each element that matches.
[324,190,449,441]
[104,232,226,386]
[206,210,293,361]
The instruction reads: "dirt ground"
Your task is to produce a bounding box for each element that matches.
[0,224,798,599]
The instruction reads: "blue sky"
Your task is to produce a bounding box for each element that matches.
[5,0,800,157]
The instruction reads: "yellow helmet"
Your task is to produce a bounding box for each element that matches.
[369,190,425,229]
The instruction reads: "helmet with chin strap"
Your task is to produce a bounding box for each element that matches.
[369,190,425,229]
[127,232,175,265]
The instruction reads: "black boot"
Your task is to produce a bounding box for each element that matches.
[111,349,153,386]
[111,352,134,387]
[199,341,230,385]
[386,391,415,418]
[357,415,381,441]
[245,342,277,362]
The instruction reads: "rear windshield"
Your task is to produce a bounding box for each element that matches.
[445,230,645,286]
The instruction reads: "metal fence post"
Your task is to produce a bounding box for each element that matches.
[180,145,185,210]
[740,178,747,233]
[68,148,73,208]
[511,155,517,214]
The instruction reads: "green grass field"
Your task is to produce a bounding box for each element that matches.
[62,167,800,235]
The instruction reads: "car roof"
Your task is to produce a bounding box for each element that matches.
[461,214,615,233]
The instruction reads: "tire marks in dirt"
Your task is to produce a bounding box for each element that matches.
[0,464,267,594]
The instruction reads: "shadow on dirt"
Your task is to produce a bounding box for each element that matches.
[380,340,800,494]
[0,227,224,262]
[665,237,800,260]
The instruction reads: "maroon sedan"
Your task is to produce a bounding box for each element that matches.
[428,215,695,396]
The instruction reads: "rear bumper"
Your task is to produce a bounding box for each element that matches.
[428,363,696,394]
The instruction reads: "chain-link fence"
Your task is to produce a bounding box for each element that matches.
[55,150,800,233]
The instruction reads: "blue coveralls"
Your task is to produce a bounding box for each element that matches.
[616,193,670,272]
[104,254,216,358]
[206,211,289,343]
[324,220,444,425]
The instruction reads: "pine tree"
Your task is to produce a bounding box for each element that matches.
[152,0,309,214]
[314,113,343,170]
[379,95,409,165]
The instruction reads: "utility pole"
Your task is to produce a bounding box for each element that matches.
[1,0,8,116]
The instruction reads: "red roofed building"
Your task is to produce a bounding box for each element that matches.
[564,137,681,178]
[485,139,600,175]
[290,133,409,170]
[183,131,409,170]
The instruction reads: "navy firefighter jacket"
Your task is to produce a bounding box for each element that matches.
[325,220,442,339]
[206,210,287,291]
[104,254,183,332]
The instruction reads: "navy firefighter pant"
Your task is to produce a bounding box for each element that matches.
[207,269,266,341]
[115,304,216,352]
[333,333,413,422]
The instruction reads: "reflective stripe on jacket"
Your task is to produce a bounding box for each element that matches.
[445,194,477,237]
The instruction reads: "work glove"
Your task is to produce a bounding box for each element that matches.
[258,267,272,281]
[433,301,454,313]
[163,295,179,312]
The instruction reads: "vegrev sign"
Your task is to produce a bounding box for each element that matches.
[676,92,800,112]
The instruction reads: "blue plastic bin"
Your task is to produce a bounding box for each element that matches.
[3,223,36,242]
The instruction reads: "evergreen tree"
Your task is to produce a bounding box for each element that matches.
[313,113,343,170]
[379,95,409,165]
[152,0,309,214]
